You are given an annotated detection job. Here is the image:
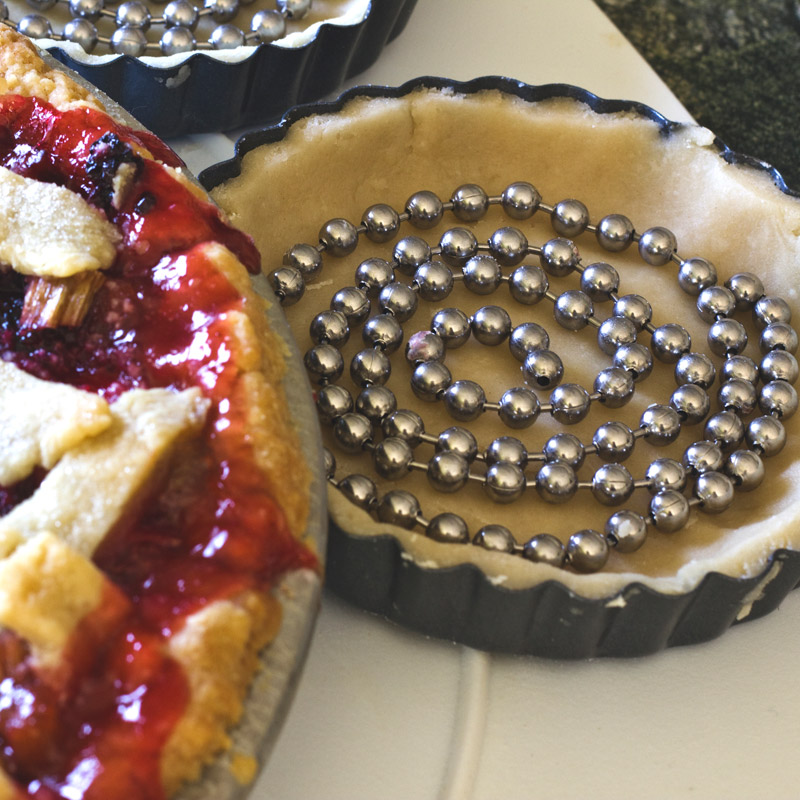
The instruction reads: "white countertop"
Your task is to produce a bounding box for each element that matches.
[169,2,800,797]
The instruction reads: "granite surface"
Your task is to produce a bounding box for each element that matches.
[595,0,800,192]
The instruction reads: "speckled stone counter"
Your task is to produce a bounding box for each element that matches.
[595,0,800,192]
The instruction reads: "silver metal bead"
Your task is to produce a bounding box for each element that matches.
[594,366,634,408]
[405,330,446,364]
[551,198,590,237]
[675,352,716,388]
[484,462,526,504]
[652,323,692,363]
[592,422,635,462]
[498,387,540,429]
[725,272,764,311]
[754,296,792,329]
[462,254,502,295]
[110,24,148,55]
[410,361,452,401]
[426,513,469,544]
[26,0,56,11]
[595,213,634,252]
[249,8,285,40]
[704,411,744,450]
[276,0,311,16]
[613,343,653,382]
[613,294,652,331]
[356,385,396,423]
[540,238,580,277]
[362,204,400,243]
[210,23,245,48]
[383,409,424,445]
[670,383,710,424]
[316,384,353,424]
[405,190,443,229]
[760,322,798,355]
[535,462,577,503]
[522,534,565,566]
[759,380,798,418]
[543,433,585,468]
[597,316,638,355]
[442,380,486,421]
[310,310,349,347]
[501,182,540,219]
[724,450,765,491]
[438,227,479,268]
[377,490,420,529]
[268,266,304,305]
[640,404,682,445]
[427,451,469,492]
[508,264,549,305]
[721,355,759,385]
[18,13,52,38]
[323,447,336,479]
[554,290,593,330]
[437,426,478,462]
[646,458,686,494]
[638,226,677,265]
[488,227,528,266]
[566,529,609,573]
[414,260,454,302]
[746,415,786,456]
[605,510,647,553]
[350,348,391,387]
[717,379,757,416]
[592,463,634,506]
[474,525,516,553]
[649,490,690,532]
[64,18,98,51]
[485,436,527,467]
[362,313,404,354]
[160,25,195,53]
[760,352,796,388]
[550,383,591,424]
[393,236,431,277]
[696,286,736,322]
[509,322,549,362]
[450,184,489,222]
[431,307,471,348]
[708,318,748,357]
[523,349,563,389]
[379,282,418,322]
[373,437,414,480]
[580,262,620,301]
[683,440,724,475]
[695,471,735,513]
[283,243,322,282]
[333,413,372,453]
[331,286,370,324]
[678,257,717,295]
[471,305,512,345]
[70,0,103,20]
[337,474,377,511]
[304,343,343,384]
[117,0,151,28]
[319,218,358,256]
[355,257,394,297]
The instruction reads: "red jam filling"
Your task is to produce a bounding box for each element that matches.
[0,97,315,798]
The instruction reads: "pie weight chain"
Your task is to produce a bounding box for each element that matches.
[269,182,798,574]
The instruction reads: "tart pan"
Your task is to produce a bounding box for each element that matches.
[202,76,800,658]
[39,0,417,137]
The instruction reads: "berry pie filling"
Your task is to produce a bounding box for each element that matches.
[0,96,315,798]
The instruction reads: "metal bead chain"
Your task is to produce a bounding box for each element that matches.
[3,0,311,56]
[275,182,797,574]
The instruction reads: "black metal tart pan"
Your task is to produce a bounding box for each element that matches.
[201,76,800,658]
[43,0,417,138]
